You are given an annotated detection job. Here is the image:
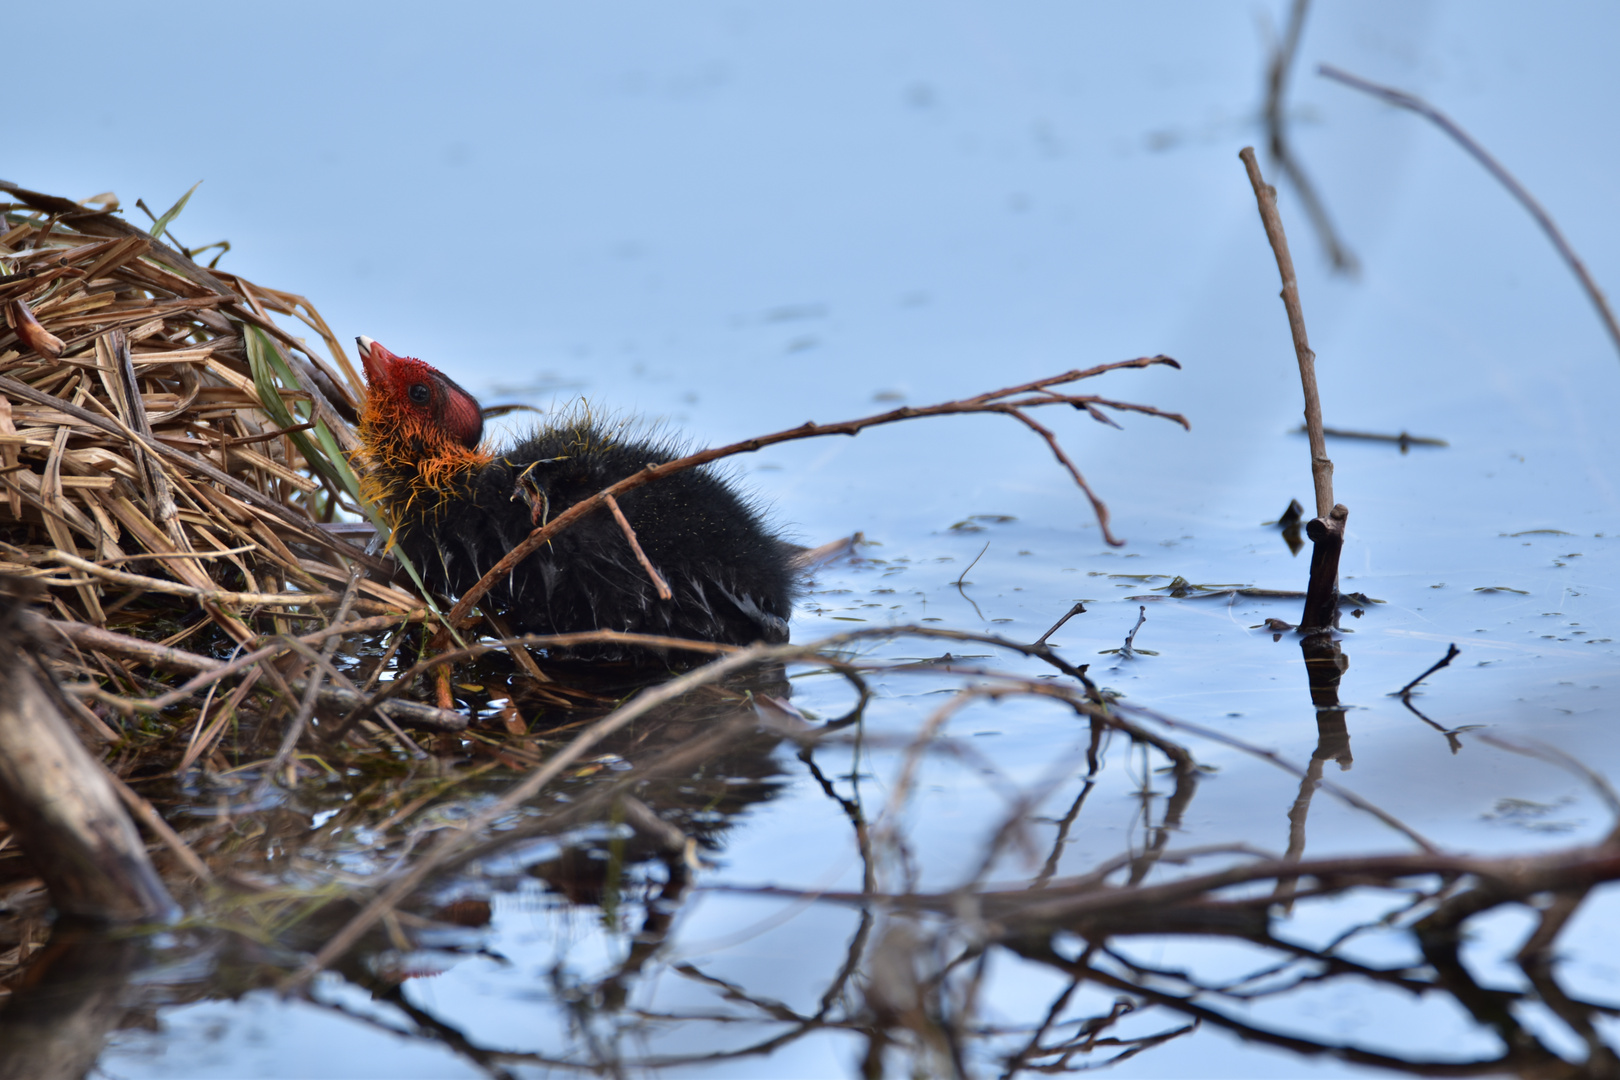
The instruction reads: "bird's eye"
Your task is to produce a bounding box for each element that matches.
[408,383,430,404]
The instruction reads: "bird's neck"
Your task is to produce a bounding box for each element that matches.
[358,401,492,517]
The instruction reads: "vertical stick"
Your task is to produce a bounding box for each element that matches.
[1239,147,1335,518]
[1240,147,1348,632]
[1300,505,1349,631]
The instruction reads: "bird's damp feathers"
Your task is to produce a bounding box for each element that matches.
[355,353,796,650]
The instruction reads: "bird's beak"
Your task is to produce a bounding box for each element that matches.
[356,335,390,386]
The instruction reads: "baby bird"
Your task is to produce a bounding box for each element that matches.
[355,337,795,647]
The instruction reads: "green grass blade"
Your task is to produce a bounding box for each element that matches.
[149,180,203,239]
[244,326,460,638]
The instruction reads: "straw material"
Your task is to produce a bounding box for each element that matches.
[0,181,421,648]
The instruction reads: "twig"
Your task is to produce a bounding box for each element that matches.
[47,673,123,744]
[1320,64,1620,358]
[617,794,695,857]
[1299,504,1348,632]
[872,693,979,889]
[97,543,260,565]
[357,631,738,719]
[1118,699,1436,853]
[28,610,424,711]
[790,532,862,573]
[1397,693,1475,756]
[190,421,316,448]
[1239,146,1349,631]
[105,770,213,883]
[1033,602,1086,647]
[604,493,672,601]
[480,608,551,684]
[1477,734,1620,825]
[326,623,433,746]
[1121,605,1147,659]
[1309,425,1448,450]
[434,356,1186,641]
[279,625,1185,987]
[952,542,989,588]
[253,565,365,798]
[1394,643,1460,698]
[278,632,430,759]
[48,550,337,607]
[107,329,181,547]
[752,845,1620,928]
[178,666,262,774]
[28,611,463,731]
[1001,408,1125,544]
[1263,0,1358,274]
[1239,148,1333,518]
[72,674,464,734]
[962,736,1107,894]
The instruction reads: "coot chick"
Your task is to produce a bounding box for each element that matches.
[356,337,795,646]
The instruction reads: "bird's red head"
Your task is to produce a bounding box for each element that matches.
[356,336,485,451]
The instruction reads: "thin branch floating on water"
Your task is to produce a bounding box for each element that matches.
[1301,425,1448,451]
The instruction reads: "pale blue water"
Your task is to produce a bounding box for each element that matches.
[11,2,1620,1076]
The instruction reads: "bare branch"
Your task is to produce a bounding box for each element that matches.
[1320,63,1620,358]
[434,356,1185,637]
[604,493,673,601]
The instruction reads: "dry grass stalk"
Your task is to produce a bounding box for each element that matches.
[0,183,438,753]
[0,184,409,646]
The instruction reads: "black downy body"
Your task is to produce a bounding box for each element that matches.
[389,418,797,648]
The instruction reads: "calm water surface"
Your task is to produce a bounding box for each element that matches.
[9,2,1620,1076]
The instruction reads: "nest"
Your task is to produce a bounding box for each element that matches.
[0,181,420,650]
